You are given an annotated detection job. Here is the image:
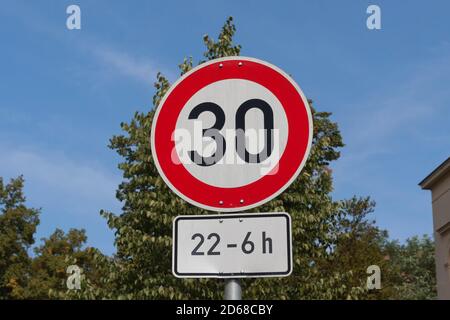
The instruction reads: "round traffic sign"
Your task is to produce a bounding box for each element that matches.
[151,57,312,212]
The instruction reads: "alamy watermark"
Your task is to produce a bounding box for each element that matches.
[66,5,81,30]
[366,265,381,290]
[64,5,381,31]
[173,125,279,174]
[367,5,381,30]
[66,265,82,290]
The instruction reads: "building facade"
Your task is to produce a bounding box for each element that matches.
[420,157,450,300]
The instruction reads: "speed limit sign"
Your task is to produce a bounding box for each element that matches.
[151,56,312,212]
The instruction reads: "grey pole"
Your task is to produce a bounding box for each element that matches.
[218,211,242,300]
[224,279,242,300]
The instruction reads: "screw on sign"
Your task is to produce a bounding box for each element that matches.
[151,57,313,212]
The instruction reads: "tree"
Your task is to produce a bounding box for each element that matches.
[0,176,39,299]
[0,175,105,299]
[320,197,394,299]
[85,16,381,300]
[383,235,437,299]
[317,196,437,300]
[25,228,104,299]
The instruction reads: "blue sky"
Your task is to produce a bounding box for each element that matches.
[1,1,449,255]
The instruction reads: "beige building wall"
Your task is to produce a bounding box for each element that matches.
[420,157,450,300]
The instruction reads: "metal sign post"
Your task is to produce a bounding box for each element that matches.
[224,279,242,300]
[221,212,242,301]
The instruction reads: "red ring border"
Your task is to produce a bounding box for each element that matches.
[152,57,311,211]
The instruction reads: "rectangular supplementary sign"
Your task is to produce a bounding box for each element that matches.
[172,212,292,278]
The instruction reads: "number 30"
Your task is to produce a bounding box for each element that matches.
[188,99,274,166]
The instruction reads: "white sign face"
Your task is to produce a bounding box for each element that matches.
[174,79,289,188]
[172,213,292,278]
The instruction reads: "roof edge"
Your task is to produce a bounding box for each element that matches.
[419,157,450,189]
